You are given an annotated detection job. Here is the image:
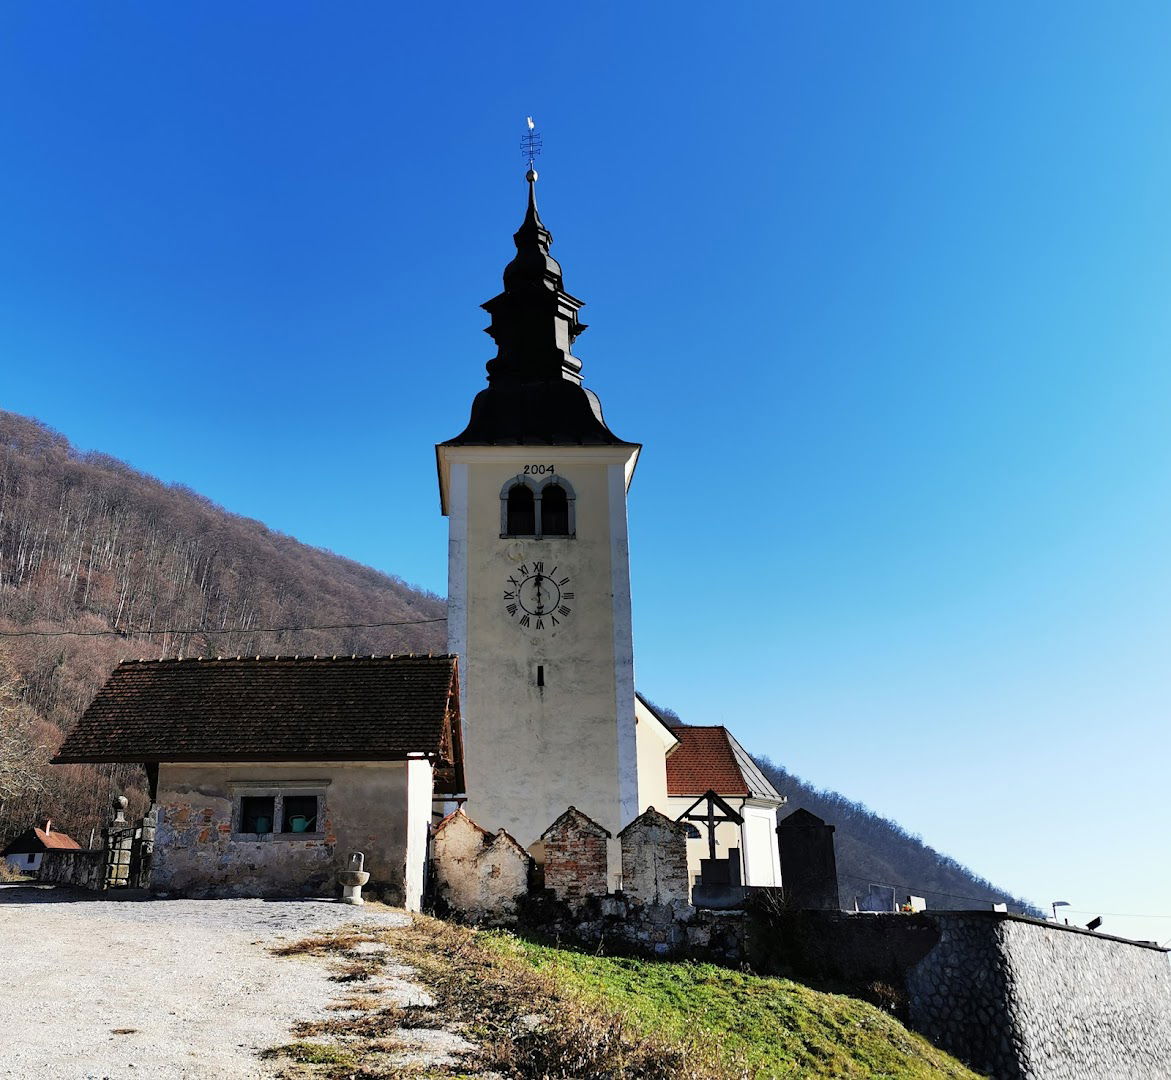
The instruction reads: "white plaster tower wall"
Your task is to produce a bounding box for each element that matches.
[441,446,639,859]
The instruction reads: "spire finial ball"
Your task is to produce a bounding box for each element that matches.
[526,168,538,183]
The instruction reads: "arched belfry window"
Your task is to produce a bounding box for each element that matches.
[540,483,570,536]
[504,483,536,536]
[500,475,576,539]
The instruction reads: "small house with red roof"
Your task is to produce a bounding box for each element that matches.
[664,724,785,888]
[2,819,82,874]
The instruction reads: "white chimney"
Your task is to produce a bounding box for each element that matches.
[43,819,52,834]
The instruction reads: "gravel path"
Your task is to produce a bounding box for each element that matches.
[0,884,414,1079]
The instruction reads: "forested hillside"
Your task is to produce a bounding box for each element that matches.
[0,410,445,845]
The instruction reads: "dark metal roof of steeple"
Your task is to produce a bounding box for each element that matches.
[442,170,634,447]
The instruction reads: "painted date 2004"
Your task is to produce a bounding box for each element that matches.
[523,464,557,475]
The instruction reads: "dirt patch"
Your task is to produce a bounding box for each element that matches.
[0,885,407,1079]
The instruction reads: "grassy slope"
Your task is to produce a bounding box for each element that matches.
[476,932,984,1080]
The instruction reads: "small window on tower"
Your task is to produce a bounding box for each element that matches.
[505,484,536,535]
[541,484,570,536]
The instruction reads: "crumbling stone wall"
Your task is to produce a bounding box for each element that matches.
[519,890,747,964]
[154,788,335,899]
[619,807,689,905]
[541,806,610,902]
[432,809,531,920]
[38,849,105,890]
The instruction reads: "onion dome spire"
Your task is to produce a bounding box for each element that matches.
[442,124,630,447]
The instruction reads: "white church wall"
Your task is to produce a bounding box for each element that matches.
[607,460,639,830]
[634,697,672,813]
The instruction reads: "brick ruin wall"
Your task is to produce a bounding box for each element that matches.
[542,813,609,901]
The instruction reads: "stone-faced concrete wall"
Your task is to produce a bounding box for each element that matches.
[541,806,611,902]
[750,907,1171,1080]
[619,807,689,905]
[432,809,531,919]
[908,913,1171,1080]
[153,761,412,901]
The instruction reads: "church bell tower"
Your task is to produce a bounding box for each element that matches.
[435,159,642,859]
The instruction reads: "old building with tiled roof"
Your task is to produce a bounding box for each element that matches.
[54,654,463,906]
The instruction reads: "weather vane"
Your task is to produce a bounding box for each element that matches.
[521,116,542,179]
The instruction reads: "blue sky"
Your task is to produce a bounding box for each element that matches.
[2,4,1170,942]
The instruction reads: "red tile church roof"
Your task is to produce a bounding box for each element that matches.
[666,727,750,796]
[665,726,783,801]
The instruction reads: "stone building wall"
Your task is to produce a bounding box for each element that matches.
[153,761,413,901]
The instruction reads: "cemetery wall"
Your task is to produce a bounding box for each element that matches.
[755,908,1171,1080]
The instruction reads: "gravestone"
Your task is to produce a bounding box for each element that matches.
[776,807,841,910]
[858,883,897,913]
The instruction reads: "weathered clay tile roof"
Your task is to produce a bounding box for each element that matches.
[1,826,82,855]
[665,726,782,801]
[34,826,82,851]
[52,655,463,776]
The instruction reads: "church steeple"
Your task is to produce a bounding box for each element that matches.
[443,165,631,447]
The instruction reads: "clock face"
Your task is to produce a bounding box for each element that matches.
[503,560,574,631]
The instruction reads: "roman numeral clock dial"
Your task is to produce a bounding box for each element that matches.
[502,561,574,631]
